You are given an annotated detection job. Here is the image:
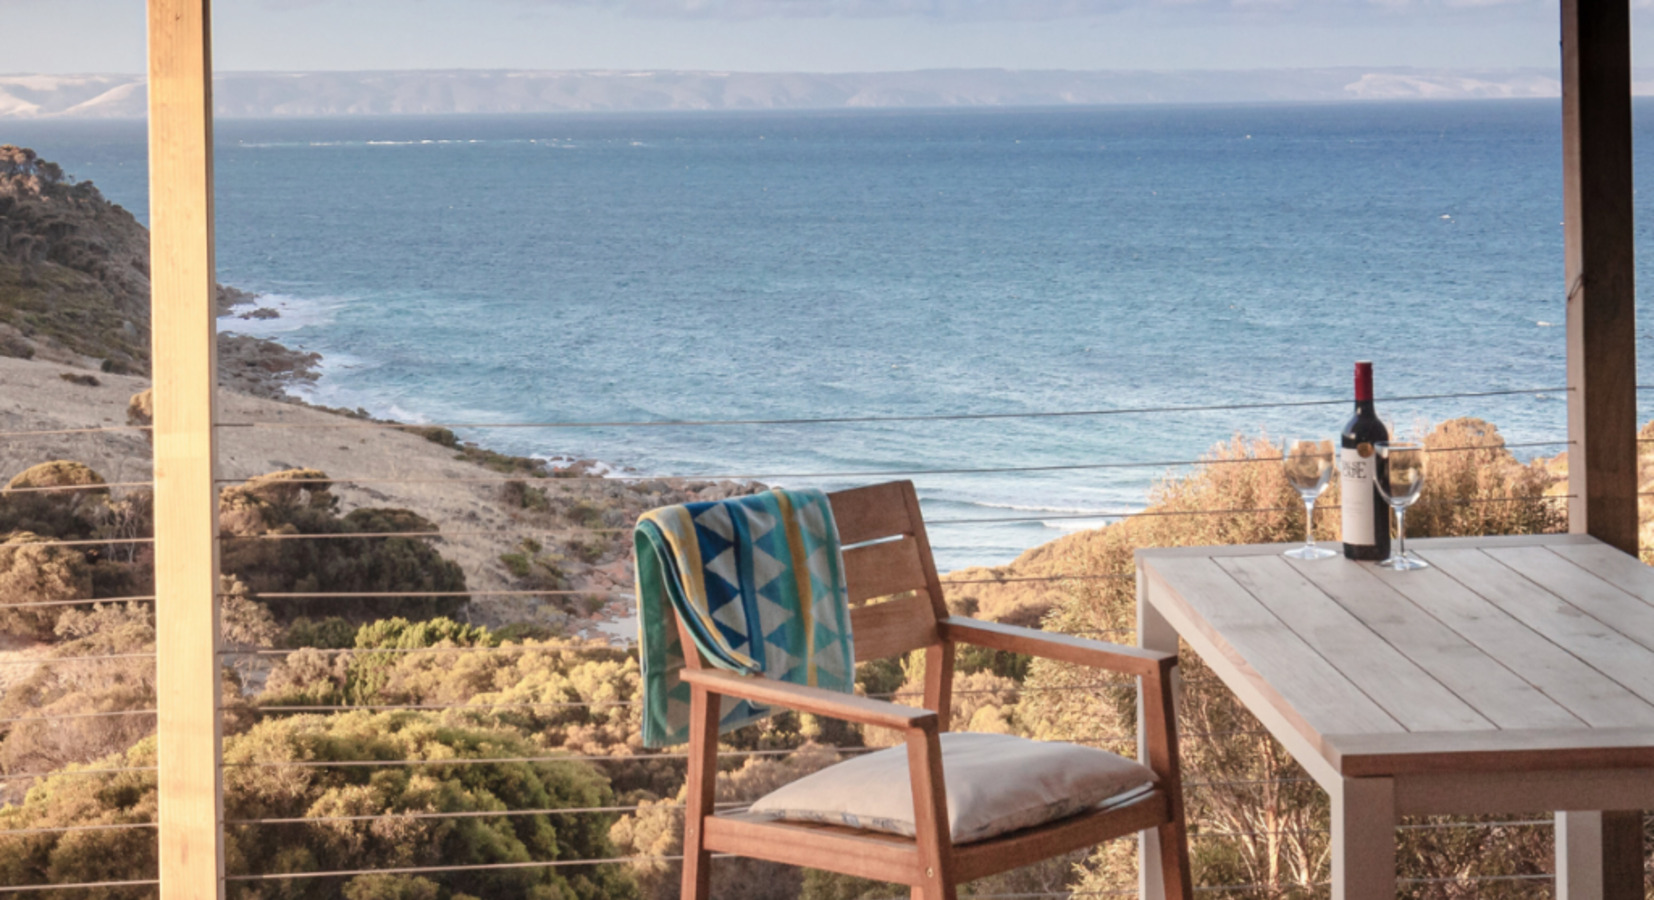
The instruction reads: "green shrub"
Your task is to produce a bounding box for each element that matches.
[0,714,640,900]
[286,616,360,650]
[0,461,109,541]
[218,469,468,622]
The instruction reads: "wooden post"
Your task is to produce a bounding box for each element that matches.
[1560,2,1641,897]
[1137,571,1177,900]
[1562,0,1637,555]
[148,1,223,898]
[1330,778,1395,900]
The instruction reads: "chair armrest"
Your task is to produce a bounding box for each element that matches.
[938,616,1174,678]
[679,668,938,732]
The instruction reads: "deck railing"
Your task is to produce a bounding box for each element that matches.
[0,380,1620,897]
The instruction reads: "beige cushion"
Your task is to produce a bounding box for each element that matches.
[747,731,1157,844]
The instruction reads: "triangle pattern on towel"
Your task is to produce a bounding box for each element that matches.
[637,489,856,748]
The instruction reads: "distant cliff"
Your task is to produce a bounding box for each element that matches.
[0,67,1583,119]
[0,146,312,395]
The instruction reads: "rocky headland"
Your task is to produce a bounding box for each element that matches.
[0,145,763,641]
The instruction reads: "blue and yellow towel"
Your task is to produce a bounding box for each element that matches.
[634,489,855,748]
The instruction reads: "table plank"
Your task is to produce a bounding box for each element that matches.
[1418,547,1654,706]
[1146,556,1405,739]
[1486,547,1654,656]
[1545,541,1654,612]
[1283,557,1584,731]
[1366,562,1654,729]
[1219,555,1494,733]
[1549,542,1654,607]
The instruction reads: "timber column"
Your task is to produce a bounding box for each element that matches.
[148,1,223,898]
[1559,2,1640,899]
[1563,0,1637,554]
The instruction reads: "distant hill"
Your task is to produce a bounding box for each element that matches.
[0,67,1601,119]
[0,146,154,371]
[0,145,314,395]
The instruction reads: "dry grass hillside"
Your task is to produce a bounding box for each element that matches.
[0,354,761,638]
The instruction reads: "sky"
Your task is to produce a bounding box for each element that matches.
[4,0,1652,73]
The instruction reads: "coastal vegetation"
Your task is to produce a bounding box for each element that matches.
[0,413,1578,899]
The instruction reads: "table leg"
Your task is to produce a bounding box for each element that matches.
[1138,575,1179,900]
[1557,810,1644,900]
[1333,777,1395,900]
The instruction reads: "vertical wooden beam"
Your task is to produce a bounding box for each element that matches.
[1561,4,1642,895]
[148,1,222,898]
[1137,572,1178,900]
[1331,777,1395,900]
[1558,810,1645,900]
[1563,0,1638,556]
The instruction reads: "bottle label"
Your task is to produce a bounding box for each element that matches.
[1341,444,1375,545]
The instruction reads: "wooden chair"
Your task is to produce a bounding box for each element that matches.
[674,480,1192,900]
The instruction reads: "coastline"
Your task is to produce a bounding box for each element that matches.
[0,320,767,644]
[207,294,1152,636]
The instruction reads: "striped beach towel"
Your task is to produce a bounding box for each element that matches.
[634,489,855,748]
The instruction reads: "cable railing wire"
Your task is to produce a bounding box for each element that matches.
[0,595,155,611]
[225,739,1318,774]
[4,537,154,549]
[0,384,1572,444]
[0,879,160,894]
[209,386,1571,433]
[221,855,694,883]
[0,708,155,726]
[212,447,1575,489]
[0,765,155,782]
[226,803,1552,832]
[0,481,152,495]
[199,494,1569,565]
[221,570,1138,603]
[222,624,1136,657]
[227,801,746,826]
[0,821,155,837]
[0,651,155,667]
[243,682,1130,717]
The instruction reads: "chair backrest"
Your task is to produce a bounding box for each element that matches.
[668,481,955,722]
[828,480,950,664]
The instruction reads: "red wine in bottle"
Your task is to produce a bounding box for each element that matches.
[1341,361,1391,561]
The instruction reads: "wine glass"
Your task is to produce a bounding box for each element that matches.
[1281,438,1337,560]
[1375,441,1428,570]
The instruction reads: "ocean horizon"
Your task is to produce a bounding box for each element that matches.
[7,99,1649,570]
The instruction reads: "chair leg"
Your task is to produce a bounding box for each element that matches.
[680,686,720,900]
[910,882,958,900]
[905,728,958,900]
[1156,817,1193,900]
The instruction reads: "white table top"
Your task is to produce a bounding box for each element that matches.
[1137,533,1654,778]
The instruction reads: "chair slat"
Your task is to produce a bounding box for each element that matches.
[845,536,931,605]
[831,482,916,546]
[951,789,1170,882]
[852,592,941,661]
[704,812,924,884]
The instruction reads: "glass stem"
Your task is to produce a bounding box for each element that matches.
[1303,497,1316,549]
[1395,507,1407,559]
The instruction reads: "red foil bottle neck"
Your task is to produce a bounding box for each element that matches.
[1354,361,1374,402]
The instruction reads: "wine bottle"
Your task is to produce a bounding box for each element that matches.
[1340,361,1391,561]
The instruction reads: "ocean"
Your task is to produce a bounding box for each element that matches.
[8,100,1650,570]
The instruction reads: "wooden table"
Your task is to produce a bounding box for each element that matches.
[1135,534,1653,900]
